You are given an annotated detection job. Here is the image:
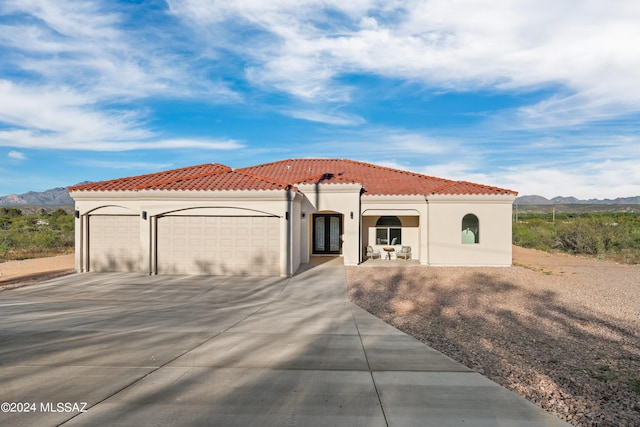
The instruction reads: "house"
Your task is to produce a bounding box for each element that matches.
[68,158,517,276]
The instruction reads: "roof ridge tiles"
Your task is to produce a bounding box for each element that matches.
[294,172,363,185]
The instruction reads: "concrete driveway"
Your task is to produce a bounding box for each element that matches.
[0,258,568,426]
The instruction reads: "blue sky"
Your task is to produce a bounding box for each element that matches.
[1,0,640,199]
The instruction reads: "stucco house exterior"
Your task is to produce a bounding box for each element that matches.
[68,158,517,276]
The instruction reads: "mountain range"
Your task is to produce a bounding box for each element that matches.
[1,185,639,206]
[0,185,86,206]
[515,195,640,205]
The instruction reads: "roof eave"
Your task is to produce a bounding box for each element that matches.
[69,188,295,202]
[136,188,295,201]
[361,194,428,201]
[427,193,517,203]
[69,190,140,201]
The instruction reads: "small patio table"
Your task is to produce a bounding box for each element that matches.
[383,247,395,260]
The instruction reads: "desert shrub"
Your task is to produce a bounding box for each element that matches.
[0,237,10,257]
[0,208,22,217]
[513,219,557,251]
[555,219,600,254]
[514,212,640,263]
[0,211,74,262]
[48,211,74,232]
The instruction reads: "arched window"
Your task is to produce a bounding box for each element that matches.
[376,216,401,227]
[461,214,479,244]
[376,216,402,245]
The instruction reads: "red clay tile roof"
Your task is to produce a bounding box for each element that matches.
[239,159,517,196]
[68,158,517,196]
[145,169,291,191]
[68,163,291,192]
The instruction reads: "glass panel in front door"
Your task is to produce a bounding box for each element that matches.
[329,216,340,251]
[314,217,325,252]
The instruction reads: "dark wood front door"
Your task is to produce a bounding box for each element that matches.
[313,214,342,254]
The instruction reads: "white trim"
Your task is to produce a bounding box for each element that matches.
[362,209,420,216]
[427,194,516,203]
[69,189,294,202]
[362,194,427,202]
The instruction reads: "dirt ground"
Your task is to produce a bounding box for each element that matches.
[348,246,640,427]
[513,244,634,274]
[0,254,75,290]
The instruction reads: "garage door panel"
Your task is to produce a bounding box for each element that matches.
[89,215,140,272]
[157,216,280,276]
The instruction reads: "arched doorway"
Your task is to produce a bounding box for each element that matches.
[313,213,343,254]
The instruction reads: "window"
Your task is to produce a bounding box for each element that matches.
[376,216,401,227]
[462,214,479,244]
[376,216,401,245]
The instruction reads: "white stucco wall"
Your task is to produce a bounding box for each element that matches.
[71,187,516,274]
[427,195,515,266]
[297,183,362,265]
[361,195,428,264]
[70,189,301,277]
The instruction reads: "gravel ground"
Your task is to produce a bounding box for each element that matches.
[347,246,640,427]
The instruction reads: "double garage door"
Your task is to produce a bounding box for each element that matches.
[157,216,280,275]
[88,215,280,275]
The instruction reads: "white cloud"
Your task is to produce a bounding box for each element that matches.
[417,157,640,200]
[79,160,175,170]
[291,127,463,164]
[0,0,237,101]
[386,133,453,155]
[380,130,640,198]
[1,0,120,40]
[0,80,150,142]
[144,139,244,151]
[285,109,365,125]
[7,150,25,160]
[0,127,243,151]
[0,1,245,154]
[389,159,640,200]
[418,162,489,183]
[0,81,244,151]
[1,0,638,200]
[170,0,640,126]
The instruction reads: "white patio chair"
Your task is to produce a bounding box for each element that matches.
[396,246,411,260]
[366,246,381,259]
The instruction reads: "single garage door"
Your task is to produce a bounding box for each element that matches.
[157,216,280,275]
[89,215,140,272]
